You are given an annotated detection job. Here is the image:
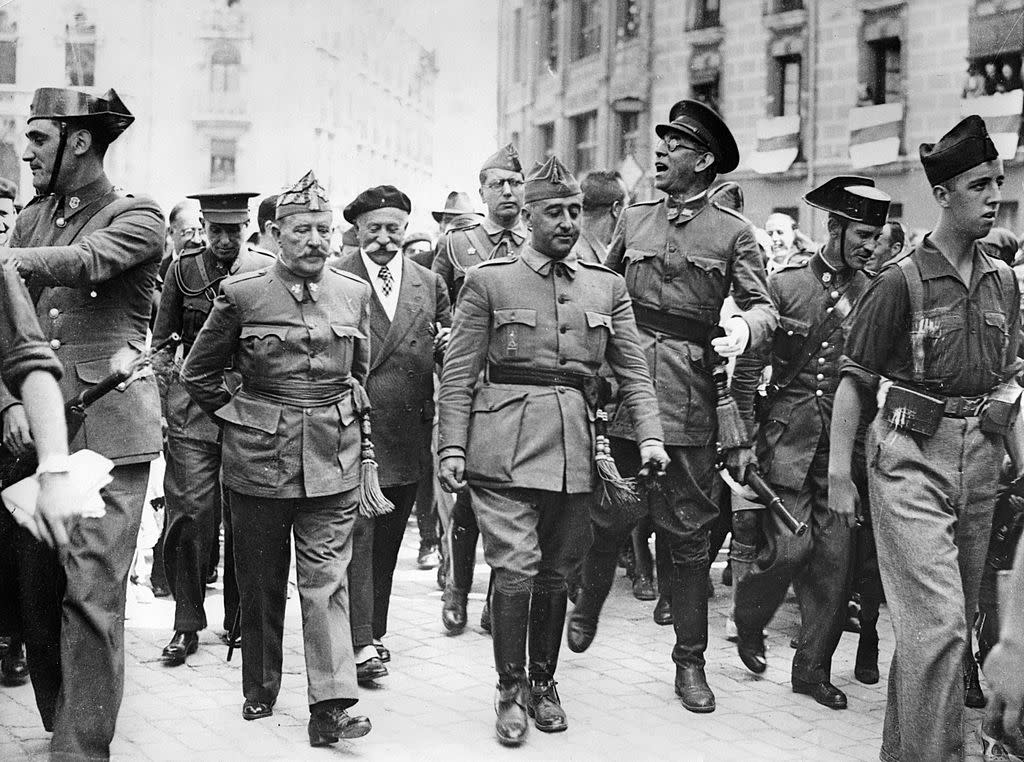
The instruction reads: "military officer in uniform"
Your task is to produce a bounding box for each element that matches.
[730,176,891,711]
[153,189,274,664]
[0,86,165,760]
[433,145,528,635]
[181,171,372,746]
[438,155,667,747]
[566,100,777,714]
[831,116,1023,762]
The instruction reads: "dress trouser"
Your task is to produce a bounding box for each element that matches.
[17,462,150,762]
[870,416,999,762]
[0,507,22,641]
[734,427,853,684]
[230,489,360,708]
[163,433,221,632]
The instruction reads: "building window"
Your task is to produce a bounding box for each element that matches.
[691,79,720,111]
[617,0,641,42]
[210,138,237,185]
[211,44,241,94]
[864,37,901,105]
[512,7,523,82]
[572,111,598,173]
[775,55,801,117]
[691,0,720,30]
[538,122,556,158]
[573,0,602,61]
[0,12,16,85]
[65,12,95,87]
[964,52,1023,98]
[617,111,640,161]
[771,0,803,12]
[541,0,559,72]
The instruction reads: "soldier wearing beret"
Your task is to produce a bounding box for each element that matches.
[567,99,777,714]
[730,177,891,711]
[438,156,667,747]
[433,145,528,637]
[152,190,274,665]
[181,171,372,745]
[0,86,165,759]
[830,115,1023,761]
[336,185,450,682]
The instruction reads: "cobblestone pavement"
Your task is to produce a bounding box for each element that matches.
[1,522,986,761]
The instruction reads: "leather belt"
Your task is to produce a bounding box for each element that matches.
[242,378,351,407]
[943,394,986,419]
[487,364,589,392]
[632,305,711,345]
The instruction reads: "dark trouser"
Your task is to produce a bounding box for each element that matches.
[852,434,884,627]
[17,462,149,762]
[0,508,22,640]
[222,491,239,632]
[414,471,439,550]
[586,440,720,668]
[230,489,360,708]
[734,428,853,684]
[870,416,999,762]
[163,434,221,632]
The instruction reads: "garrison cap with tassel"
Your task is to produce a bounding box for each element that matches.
[275,170,331,220]
[524,155,582,203]
[480,143,523,175]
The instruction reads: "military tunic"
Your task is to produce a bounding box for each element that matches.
[572,226,608,265]
[181,259,371,707]
[431,216,527,304]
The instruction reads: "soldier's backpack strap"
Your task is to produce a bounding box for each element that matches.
[896,252,926,384]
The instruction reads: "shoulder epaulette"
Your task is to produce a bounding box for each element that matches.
[225,269,267,285]
[627,199,661,210]
[328,265,370,286]
[476,255,516,268]
[448,220,482,235]
[177,243,205,259]
[248,244,276,257]
[712,202,752,225]
[775,258,809,273]
[578,260,617,275]
[22,194,47,210]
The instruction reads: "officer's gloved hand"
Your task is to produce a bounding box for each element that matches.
[724,444,755,484]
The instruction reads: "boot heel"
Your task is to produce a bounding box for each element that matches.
[307,721,338,747]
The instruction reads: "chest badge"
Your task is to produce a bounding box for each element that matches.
[467,247,477,256]
[506,326,518,357]
[821,272,832,284]
[69,196,80,210]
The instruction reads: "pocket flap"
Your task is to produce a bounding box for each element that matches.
[984,311,1007,330]
[493,308,537,328]
[471,386,530,413]
[331,324,367,340]
[215,395,282,434]
[240,324,286,341]
[585,311,615,334]
[686,254,728,275]
[779,316,811,337]
[336,394,356,426]
[75,357,112,385]
[623,247,657,264]
[763,397,796,424]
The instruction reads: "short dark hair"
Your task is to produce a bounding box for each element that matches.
[168,199,191,227]
[886,219,906,248]
[257,195,278,233]
[580,170,626,212]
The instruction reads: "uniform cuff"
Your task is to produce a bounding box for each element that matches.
[438,446,465,460]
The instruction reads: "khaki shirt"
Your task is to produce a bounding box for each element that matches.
[431,216,528,304]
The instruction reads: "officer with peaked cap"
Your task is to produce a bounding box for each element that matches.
[730,177,890,712]
[153,190,274,665]
[566,99,777,715]
[0,86,165,759]
[433,144,528,638]
[438,155,667,747]
[830,115,1023,761]
[182,170,373,745]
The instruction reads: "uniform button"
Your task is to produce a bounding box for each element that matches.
[820,341,829,349]
[90,290,98,298]
[559,326,567,334]
[305,408,312,416]
[48,308,59,319]
[816,373,824,381]
[787,330,794,336]
[559,357,567,365]
[410,339,417,346]
[826,307,834,313]
[818,357,826,365]
[556,386,565,394]
[830,290,840,299]
[815,389,824,397]
[49,339,61,350]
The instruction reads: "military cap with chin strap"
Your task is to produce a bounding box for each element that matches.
[431,190,481,222]
[186,189,259,224]
[656,99,739,174]
[29,87,135,144]
[920,114,1000,187]
[276,170,332,220]
[803,175,891,227]
[343,184,412,225]
[524,155,582,204]
[480,143,523,175]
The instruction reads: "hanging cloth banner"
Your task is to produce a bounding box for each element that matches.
[961,89,1023,160]
[749,115,800,174]
[848,102,904,168]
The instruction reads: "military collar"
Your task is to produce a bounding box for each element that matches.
[915,235,998,287]
[665,190,709,226]
[274,258,325,302]
[54,175,114,228]
[809,248,852,287]
[481,215,527,244]
[521,245,579,278]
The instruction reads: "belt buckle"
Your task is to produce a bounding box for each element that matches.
[947,397,965,417]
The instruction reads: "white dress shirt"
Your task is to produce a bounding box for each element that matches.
[361,249,402,321]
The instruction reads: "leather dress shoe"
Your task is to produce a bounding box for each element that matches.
[737,631,767,674]
[308,705,371,746]
[356,656,388,684]
[528,680,567,732]
[792,680,848,710]
[1,641,29,686]
[653,596,673,626]
[495,679,529,747]
[632,574,656,601]
[566,611,597,653]
[374,641,390,663]
[441,584,468,633]
[675,665,716,713]
[161,631,198,665]
[242,699,274,721]
[417,544,439,570]
[219,631,241,648]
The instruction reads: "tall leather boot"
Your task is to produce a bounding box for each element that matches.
[854,614,879,684]
[527,589,568,732]
[653,530,674,625]
[441,523,478,633]
[631,528,656,601]
[671,565,715,713]
[566,545,618,653]
[491,589,531,747]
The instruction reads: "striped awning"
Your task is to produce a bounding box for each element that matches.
[848,102,903,168]
[961,89,1023,160]
[749,115,800,174]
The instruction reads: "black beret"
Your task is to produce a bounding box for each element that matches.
[343,184,412,224]
[920,115,999,187]
[655,99,739,174]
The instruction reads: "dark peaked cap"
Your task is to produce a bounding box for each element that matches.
[803,176,891,227]
[343,184,412,224]
[920,115,999,186]
[656,99,739,174]
[29,87,134,143]
[186,189,258,224]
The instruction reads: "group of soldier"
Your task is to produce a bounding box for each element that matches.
[0,80,1020,762]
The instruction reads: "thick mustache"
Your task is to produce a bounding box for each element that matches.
[364,241,399,253]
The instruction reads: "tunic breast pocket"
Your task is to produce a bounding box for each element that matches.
[493,308,537,362]
[239,324,288,370]
[584,311,614,363]
[681,252,728,312]
[982,310,1009,374]
[917,309,964,384]
[328,324,367,371]
[622,248,658,296]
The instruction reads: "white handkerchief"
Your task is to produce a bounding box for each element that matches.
[2,449,114,531]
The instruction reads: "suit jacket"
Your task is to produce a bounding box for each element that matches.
[337,251,451,488]
[0,176,165,465]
